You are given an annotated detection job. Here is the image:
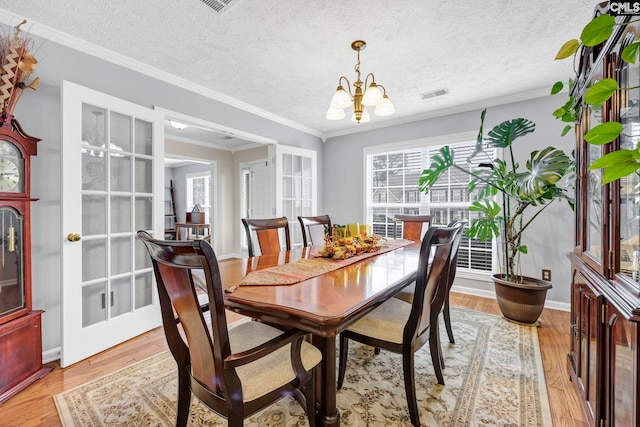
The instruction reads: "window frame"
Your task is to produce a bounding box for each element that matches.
[363,132,497,281]
[185,171,211,224]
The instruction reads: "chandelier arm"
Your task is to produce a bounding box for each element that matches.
[364,73,376,88]
[377,84,387,95]
[338,76,354,97]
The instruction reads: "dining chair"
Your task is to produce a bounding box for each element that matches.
[393,214,433,241]
[441,219,467,344]
[242,217,291,257]
[137,231,321,427]
[336,224,461,427]
[298,215,333,247]
[395,220,466,341]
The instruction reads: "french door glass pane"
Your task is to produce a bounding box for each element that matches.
[82,281,107,327]
[135,119,153,155]
[82,195,107,235]
[82,238,107,281]
[135,239,151,270]
[111,276,132,317]
[111,196,132,233]
[110,236,132,275]
[111,154,132,192]
[82,105,107,149]
[110,112,132,152]
[135,158,153,193]
[135,271,153,309]
[283,176,292,198]
[82,152,106,191]
[135,197,153,230]
[283,154,292,175]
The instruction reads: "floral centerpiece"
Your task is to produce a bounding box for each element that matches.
[318,234,387,260]
[0,19,39,118]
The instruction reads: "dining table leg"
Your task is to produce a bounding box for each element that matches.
[312,335,340,427]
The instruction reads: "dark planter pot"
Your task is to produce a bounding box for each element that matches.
[492,274,552,324]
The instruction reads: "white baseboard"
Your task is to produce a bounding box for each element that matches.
[450,285,570,312]
[43,347,61,364]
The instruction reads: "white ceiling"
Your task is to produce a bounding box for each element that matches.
[0,0,598,139]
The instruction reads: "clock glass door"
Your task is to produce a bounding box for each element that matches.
[61,82,163,367]
[0,207,24,318]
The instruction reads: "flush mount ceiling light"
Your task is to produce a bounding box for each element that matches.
[169,120,188,130]
[326,40,395,124]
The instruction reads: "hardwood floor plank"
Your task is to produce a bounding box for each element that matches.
[0,295,585,427]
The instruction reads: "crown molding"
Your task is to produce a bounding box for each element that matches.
[0,9,323,139]
[321,87,554,141]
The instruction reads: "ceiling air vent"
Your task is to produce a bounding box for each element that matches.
[420,88,448,101]
[199,0,241,14]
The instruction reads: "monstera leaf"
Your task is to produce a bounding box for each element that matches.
[486,117,535,149]
[467,200,502,241]
[513,147,572,201]
[419,146,454,192]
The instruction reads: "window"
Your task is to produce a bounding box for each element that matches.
[365,137,496,273]
[186,172,210,223]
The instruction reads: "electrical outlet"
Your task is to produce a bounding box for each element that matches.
[542,269,551,281]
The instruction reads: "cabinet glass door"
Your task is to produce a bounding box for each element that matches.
[617,36,640,287]
[586,103,604,265]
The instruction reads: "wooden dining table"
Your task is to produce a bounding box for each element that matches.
[220,242,422,426]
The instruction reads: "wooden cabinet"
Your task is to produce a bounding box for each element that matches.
[568,3,640,426]
[0,116,51,404]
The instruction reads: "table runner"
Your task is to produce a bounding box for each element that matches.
[227,239,413,291]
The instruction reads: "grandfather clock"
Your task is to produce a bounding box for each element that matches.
[0,115,51,404]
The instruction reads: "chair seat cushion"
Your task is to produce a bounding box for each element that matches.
[228,321,322,402]
[346,298,412,344]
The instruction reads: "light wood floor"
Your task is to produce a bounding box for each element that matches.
[1,294,586,427]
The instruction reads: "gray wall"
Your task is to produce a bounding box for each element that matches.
[8,28,324,360]
[323,95,575,308]
[4,24,573,361]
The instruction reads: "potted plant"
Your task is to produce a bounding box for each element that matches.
[419,108,574,323]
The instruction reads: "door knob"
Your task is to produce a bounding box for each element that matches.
[67,233,81,242]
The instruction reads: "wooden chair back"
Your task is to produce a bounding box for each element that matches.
[137,231,232,423]
[393,214,433,241]
[337,223,461,426]
[242,217,291,257]
[137,231,318,426]
[298,215,332,247]
[407,224,461,347]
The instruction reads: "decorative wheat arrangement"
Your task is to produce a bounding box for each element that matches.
[0,19,39,117]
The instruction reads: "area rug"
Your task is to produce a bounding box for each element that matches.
[54,308,552,426]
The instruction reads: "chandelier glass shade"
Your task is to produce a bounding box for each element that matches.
[326,40,395,123]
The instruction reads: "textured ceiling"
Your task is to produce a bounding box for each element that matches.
[0,0,598,138]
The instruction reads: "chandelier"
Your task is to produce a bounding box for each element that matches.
[326,40,395,123]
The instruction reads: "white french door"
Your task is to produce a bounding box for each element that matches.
[61,81,163,367]
[273,145,317,247]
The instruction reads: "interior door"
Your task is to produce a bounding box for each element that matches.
[249,160,272,219]
[61,81,163,367]
[274,145,317,246]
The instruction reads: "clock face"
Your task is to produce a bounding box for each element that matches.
[0,140,24,193]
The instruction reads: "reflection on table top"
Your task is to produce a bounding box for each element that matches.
[221,243,421,336]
